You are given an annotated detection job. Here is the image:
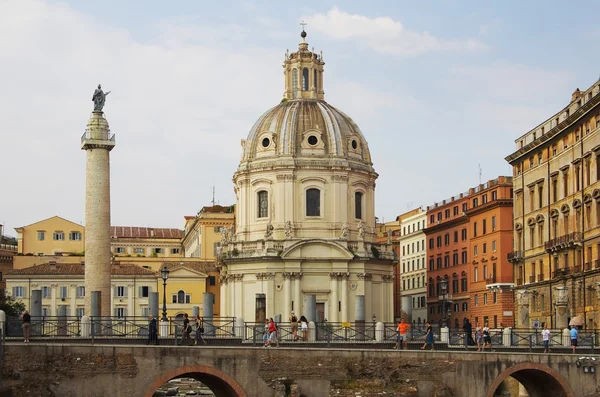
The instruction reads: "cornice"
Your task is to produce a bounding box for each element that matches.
[423,216,468,234]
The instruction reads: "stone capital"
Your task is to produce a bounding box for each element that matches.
[356,272,372,280]
[256,272,275,281]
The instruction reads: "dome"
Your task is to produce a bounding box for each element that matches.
[240,99,372,168]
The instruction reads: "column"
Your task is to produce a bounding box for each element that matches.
[283,273,292,315]
[293,273,302,313]
[220,275,227,317]
[235,276,244,317]
[229,275,235,317]
[127,284,134,317]
[341,273,349,322]
[267,274,275,317]
[51,284,58,316]
[110,284,115,317]
[70,284,77,317]
[329,273,339,322]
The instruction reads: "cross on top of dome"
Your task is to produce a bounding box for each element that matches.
[300,20,307,41]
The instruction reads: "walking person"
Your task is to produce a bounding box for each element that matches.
[300,315,308,341]
[394,319,410,350]
[267,318,279,347]
[542,323,551,353]
[194,315,207,346]
[289,311,299,341]
[262,318,270,346]
[421,321,434,351]
[570,326,578,354]
[463,318,473,348]
[482,322,493,351]
[475,323,483,352]
[180,313,192,346]
[147,314,158,345]
[21,310,31,343]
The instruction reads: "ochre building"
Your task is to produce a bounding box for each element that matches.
[506,79,600,329]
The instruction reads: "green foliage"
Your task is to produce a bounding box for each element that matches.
[371,246,380,259]
[231,248,239,257]
[281,98,289,103]
[151,252,158,258]
[0,295,25,317]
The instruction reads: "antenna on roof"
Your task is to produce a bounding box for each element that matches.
[478,164,482,184]
[211,185,216,207]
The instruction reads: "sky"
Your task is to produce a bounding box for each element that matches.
[1,0,599,236]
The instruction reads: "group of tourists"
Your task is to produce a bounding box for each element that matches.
[263,311,309,347]
[146,313,208,346]
[393,318,435,351]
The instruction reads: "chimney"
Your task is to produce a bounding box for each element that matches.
[49,261,56,270]
[150,229,155,237]
[0,224,3,237]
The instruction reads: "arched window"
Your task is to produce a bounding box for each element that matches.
[314,69,318,91]
[177,290,185,304]
[302,68,309,91]
[257,191,268,218]
[292,69,298,97]
[355,192,363,219]
[306,188,320,216]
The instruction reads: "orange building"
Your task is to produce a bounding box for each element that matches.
[426,177,515,328]
[466,177,515,328]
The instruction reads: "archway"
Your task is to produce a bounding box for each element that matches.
[144,365,247,397]
[487,363,575,397]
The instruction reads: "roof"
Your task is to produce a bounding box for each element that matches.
[184,216,196,220]
[162,261,218,273]
[15,215,83,231]
[199,205,234,214]
[111,226,183,239]
[6,262,156,277]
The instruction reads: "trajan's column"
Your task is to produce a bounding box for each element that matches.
[82,85,115,317]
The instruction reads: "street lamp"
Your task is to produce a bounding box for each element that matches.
[439,278,448,328]
[161,265,170,322]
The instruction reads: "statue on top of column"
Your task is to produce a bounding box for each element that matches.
[92,84,110,112]
[357,220,365,240]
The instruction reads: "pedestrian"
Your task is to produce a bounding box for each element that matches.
[262,318,270,346]
[180,313,192,346]
[475,323,483,352]
[194,315,207,346]
[267,318,279,347]
[542,323,550,353]
[482,322,492,351]
[570,326,578,354]
[394,318,410,350]
[421,321,434,351]
[300,315,308,341]
[147,314,158,345]
[289,311,299,341]
[21,310,31,343]
[463,318,473,348]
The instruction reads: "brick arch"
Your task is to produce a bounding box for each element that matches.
[487,362,575,397]
[143,364,247,397]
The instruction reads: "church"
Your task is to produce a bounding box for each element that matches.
[219,29,395,323]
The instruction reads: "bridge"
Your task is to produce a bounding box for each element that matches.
[1,343,596,397]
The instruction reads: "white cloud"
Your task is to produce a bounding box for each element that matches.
[304,7,487,56]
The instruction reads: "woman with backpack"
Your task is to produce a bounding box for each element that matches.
[194,315,207,346]
[300,315,308,341]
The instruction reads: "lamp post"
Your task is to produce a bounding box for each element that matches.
[439,278,448,328]
[161,265,170,322]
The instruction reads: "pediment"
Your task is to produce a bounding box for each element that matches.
[167,267,208,278]
[281,239,354,260]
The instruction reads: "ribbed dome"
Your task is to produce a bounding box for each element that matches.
[241,99,372,166]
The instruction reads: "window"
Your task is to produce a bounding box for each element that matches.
[354,192,363,219]
[314,69,318,92]
[292,69,298,96]
[173,290,191,304]
[444,255,449,267]
[115,286,126,298]
[493,292,497,304]
[257,191,268,218]
[69,232,82,241]
[453,253,458,266]
[563,171,569,197]
[491,191,497,200]
[444,233,450,245]
[139,286,149,298]
[429,259,434,271]
[453,206,459,215]
[462,203,468,212]
[59,286,68,299]
[492,216,497,231]
[452,279,459,294]
[437,236,442,247]
[474,267,478,282]
[213,242,220,256]
[429,238,434,249]
[492,240,497,252]
[115,247,125,254]
[462,302,468,312]
[153,248,163,255]
[461,251,467,264]
[461,277,467,292]
[483,265,488,279]
[306,188,321,216]
[209,276,216,286]
[302,68,309,91]
[430,215,435,224]
[445,209,450,218]
[529,157,534,169]
[76,308,85,318]
[115,307,127,318]
[461,228,467,240]
[76,286,85,298]
[12,286,24,298]
[454,231,458,243]
[141,306,150,317]
[37,231,45,241]
[552,179,558,203]
[473,198,478,207]
[473,222,478,237]
[53,231,64,241]
[436,257,442,269]
[437,212,442,221]
[134,248,145,255]
[171,248,180,255]
[214,226,224,233]
[483,219,487,234]
[482,194,488,204]
[483,293,488,305]
[474,294,478,306]
[42,286,51,299]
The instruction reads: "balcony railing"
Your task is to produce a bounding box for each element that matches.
[516,278,523,286]
[508,251,524,263]
[573,265,582,274]
[595,259,600,270]
[485,277,496,285]
[0,244,17,251]
[552,268,571,279]
[528,276,536,283]
[584,262,592,272]
[544,232,582,252]
[537,274,545,282]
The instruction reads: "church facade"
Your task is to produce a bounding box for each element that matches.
[219,31,395,323]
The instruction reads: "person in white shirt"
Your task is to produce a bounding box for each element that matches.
[542,323,551,353]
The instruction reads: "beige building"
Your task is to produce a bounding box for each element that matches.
[111,226,183,258]
[220,30,395,323]
[506,78,600,328]
[397,208,428,324]
[182,205,235,260]
[15,216,85,256]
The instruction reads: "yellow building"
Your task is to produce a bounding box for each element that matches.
[15,216,85,256]
[111,226,183,258]
[506,79,600,329]
[182,205,235,260]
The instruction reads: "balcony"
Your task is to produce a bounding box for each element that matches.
[485,277,496,285]
[552,268,571,279]
[544,232,582,253]
[529,275,536,283]
[573,265,582,274]
[508,251,524,263]
[537,274,545,282]
[0,243,17,252]
[516,278,523,286]
[584,262,592,272]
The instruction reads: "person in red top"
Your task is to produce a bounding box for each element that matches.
[394,319,410,350]
[266,318,279,348]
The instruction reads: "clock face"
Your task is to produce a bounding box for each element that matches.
[349,281,358,291]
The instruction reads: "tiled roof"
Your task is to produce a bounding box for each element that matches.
[162,261,218,273]
[184,216,196,220]
[111,226,183,239]
[6,263,156,277]
[199,205,234,214]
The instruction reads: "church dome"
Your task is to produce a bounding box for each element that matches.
[240,99,372,167]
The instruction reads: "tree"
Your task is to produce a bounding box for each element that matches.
[0,295,25,317]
